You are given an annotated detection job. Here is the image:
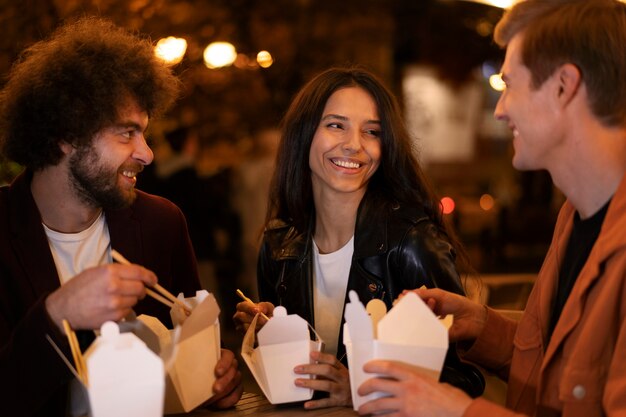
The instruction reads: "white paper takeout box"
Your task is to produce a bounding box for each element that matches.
[241,306,323,404]
[126,289,221,414]
[343,290,452,410]
[85,321,164,417]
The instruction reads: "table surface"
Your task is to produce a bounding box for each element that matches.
[173,392,359,417]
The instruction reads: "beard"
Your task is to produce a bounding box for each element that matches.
[68,143,140,210]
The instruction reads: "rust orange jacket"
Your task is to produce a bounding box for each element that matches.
[463,173,626,417]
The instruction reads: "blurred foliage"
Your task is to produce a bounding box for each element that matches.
[0,158,23,185]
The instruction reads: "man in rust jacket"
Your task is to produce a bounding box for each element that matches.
[356,1,626,416]
[0,18,241,416]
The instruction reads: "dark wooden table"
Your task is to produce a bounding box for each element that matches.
[174,392,359,417]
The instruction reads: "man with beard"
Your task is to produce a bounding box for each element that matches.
[0,18,242,416]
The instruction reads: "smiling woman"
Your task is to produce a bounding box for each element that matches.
[308,87,381,205]
[233,66,485,410]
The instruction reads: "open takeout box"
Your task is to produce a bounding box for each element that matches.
[241,306,323,404]
[132,289,221,414]
[343,290,452,410]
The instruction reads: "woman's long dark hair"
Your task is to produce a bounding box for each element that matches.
[266,66,471,273]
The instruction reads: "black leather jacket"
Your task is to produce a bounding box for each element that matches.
[257,197,485,397]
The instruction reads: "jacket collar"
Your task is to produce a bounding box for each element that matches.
[7,170,61,296]
[265,193,429,260]
[105,196,144,265]
[542,170,626,367]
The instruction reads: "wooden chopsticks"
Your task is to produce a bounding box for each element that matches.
[111,249,193,315]
[62,319,88,386]
[236,289,270,321]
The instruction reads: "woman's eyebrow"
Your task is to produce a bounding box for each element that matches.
[321,114,381,125]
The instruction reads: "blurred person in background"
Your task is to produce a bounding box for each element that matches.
[0,17,242,416]
[356,1,626,416]
[140,128,244,347]
[231,127,281,300]
[234,66,485,408]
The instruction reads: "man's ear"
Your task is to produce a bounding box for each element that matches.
[59,141,74,155]
[556,63,582,105]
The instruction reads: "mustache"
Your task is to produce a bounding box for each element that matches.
[119,163,144,174]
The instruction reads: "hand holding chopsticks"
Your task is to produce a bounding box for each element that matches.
[236,289,270,321]
[111,249,193,315]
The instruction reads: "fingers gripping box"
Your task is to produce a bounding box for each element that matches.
[343,290,452,410]
[241,306,323,404]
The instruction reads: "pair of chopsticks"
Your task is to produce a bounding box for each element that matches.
[111,249,193,315]
[236,289,270,321]
[62,319,88,386]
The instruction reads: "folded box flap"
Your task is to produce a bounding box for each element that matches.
[119,315,165,355]
[378,292,447,347]
[241,314,272,400]
[257,306,309,345]
[344,291,374,343]
[178,291,220,343]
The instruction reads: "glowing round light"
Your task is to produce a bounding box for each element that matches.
[479,194,495,211]
[489,73,506,91]
[440,197,455,215]
[460,0,515,8]
[256,50,274,68]
[154,36,187,65]
[203,42,237,69]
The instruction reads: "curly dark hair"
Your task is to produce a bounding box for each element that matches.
[0,17,180,170]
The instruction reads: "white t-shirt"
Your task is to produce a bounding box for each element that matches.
[43,211,111,284]
[312,236,354,356]
[43,211,111,416]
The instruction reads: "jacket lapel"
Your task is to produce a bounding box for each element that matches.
[8,171,61,296]
[106,203,143,265]
[542,173,626,368]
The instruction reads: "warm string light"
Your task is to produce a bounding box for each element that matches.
[154,36,187,65]
[154,36,273,71]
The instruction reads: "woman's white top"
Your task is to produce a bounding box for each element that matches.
[312,236,354,356]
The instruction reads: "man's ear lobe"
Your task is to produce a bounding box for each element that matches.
[557,63,582,103]
[59,141,74,155]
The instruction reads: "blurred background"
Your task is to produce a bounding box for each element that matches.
[0,0,561,347]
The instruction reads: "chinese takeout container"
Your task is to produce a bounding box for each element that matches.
[343,290,452,410]
[124,289,221,414]
[241,306,323,404]
[85,321,164,417]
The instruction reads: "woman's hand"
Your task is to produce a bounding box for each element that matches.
[294,350,352,409]
[232,300,274,333]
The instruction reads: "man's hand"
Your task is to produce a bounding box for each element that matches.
[358,360,472,417]
[45,263,157,332]
[409,287,487,343]
[207,348,243,409]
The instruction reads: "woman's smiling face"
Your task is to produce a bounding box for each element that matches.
[309,86,382,200]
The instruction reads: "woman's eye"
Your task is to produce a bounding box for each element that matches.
[365,129,381,137]
[121,131,133,140]
[327,122,342,129]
